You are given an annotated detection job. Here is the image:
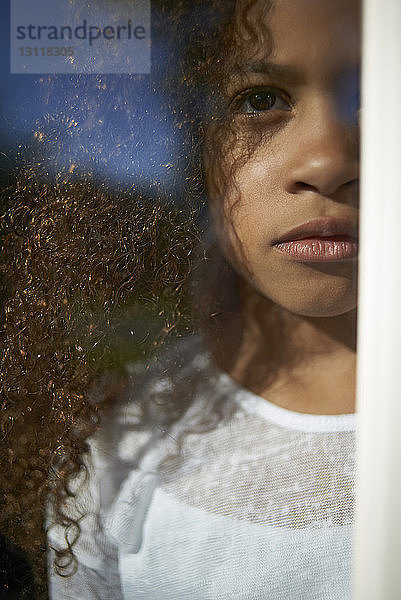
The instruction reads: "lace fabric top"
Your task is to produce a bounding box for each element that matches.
[48,336,356,599]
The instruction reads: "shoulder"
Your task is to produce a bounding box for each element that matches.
[103,334,208,415]
[47,336,223,578]
[74,333,235,510]
[89,334,215,487]
[121,333,238,438]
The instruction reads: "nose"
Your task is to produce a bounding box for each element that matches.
[285,102,359,197]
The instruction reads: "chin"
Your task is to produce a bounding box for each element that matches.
[289,302,357,318]
[278,290,358,318]
[265,263,358,318]
[254,279,357,319]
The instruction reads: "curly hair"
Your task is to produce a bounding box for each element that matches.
[0,169,199,595]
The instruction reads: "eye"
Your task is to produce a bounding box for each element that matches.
[232,88,291,115]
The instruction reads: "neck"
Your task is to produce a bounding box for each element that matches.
[216,283,357,415]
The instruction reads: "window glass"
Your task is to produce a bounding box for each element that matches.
[0,2,360,598]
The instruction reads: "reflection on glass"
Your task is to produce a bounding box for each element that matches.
[0,1,360,598]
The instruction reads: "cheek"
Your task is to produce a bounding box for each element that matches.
[209,194,266,280]
[215,156,279,247]
[243,155,272,181]
[205,137,285,270]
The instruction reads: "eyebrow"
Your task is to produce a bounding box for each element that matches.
[237,60,303,84]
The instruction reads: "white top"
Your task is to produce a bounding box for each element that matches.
[48,336,356,599]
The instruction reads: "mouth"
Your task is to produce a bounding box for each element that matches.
[272,217,359,262]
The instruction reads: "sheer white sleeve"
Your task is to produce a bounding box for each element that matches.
[47,432,126,599]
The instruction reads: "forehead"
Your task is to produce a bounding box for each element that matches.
[233,0,360,74]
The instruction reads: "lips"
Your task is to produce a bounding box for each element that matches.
[273,217,358,262]
[273,217,358,245]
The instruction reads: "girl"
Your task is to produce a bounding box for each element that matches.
[3,0,360,597]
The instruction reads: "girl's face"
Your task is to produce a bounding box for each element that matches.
[206,0,360,318]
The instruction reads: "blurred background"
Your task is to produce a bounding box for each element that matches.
[0,0,190,193]
[0,0,202,369]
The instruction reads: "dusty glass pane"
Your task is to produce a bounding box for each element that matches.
[0,1,359,598]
